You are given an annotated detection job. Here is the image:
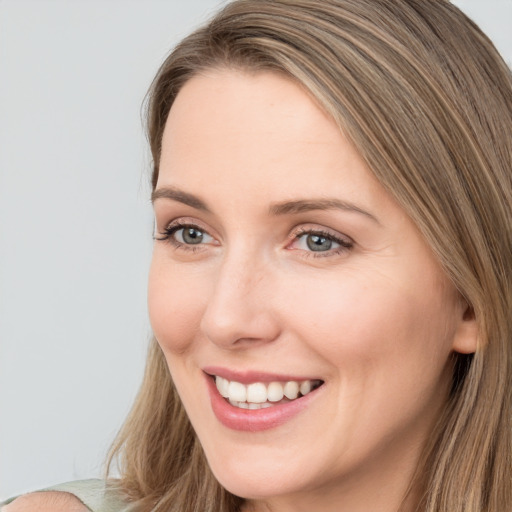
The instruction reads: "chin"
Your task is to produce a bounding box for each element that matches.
[203,446,316,500]
[213,469,296,501]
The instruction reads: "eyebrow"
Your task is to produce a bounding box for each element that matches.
[152,187,379,224]
[151,187,211,212]
[269,198,380,224]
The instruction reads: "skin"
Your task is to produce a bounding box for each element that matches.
[3,492,87,512]
[149,70,477,512]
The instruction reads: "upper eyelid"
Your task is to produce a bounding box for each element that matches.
[158,217,213,234]
[290,225,353,242]
[162,223,214,240]
[294,227,345,237]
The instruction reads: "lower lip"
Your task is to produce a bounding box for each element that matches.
[205,375,322,432]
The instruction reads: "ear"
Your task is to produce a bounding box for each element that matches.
[451,301,478,354]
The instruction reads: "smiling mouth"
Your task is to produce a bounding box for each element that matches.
[212,375,324,410]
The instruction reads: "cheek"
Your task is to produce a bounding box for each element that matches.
[285,270,457,447]
[286,267,456,378]
[147,256,207,354]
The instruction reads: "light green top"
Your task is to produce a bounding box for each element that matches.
[1,479,131,512]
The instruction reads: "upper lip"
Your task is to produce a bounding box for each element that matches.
[203,365,323,384]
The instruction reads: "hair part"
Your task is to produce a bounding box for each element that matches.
[107,1,512,511]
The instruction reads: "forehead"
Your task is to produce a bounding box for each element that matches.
[163,69,340,158]
[158,69,391,211]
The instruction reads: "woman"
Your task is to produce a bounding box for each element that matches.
[4,0,511,511]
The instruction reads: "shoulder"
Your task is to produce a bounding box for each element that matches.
[1,479,128,512]
[2,491,89,511]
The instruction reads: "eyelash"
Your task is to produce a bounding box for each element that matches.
[154,222,209,252]
[155,222,354,258]
[291,228,354,258]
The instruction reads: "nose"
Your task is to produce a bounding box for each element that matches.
[199,248,281,349]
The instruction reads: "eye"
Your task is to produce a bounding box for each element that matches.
[301,233,337,252]
[155,222,215,248]
[174,226,212,245]
[290,228,353,257]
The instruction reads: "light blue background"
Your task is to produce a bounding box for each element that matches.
[0,0,510,500]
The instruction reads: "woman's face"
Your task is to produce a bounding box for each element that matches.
[149,70,474,510]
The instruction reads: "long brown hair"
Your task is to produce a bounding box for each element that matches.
[107,1,512,510]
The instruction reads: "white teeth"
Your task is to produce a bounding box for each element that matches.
[284,381,299,400]
[300,380,312,395]
[215,376,321,407]
[249,402,273,409]
[267,382,284,402]
[217,376,229,398]
[228,381,247,402]
[247,382,267,403]
[229,400,274,410]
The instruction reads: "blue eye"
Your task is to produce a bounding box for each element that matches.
[304,233,336,252]
[175,227,210,245]
[292,229,353,256]
[156,223,214,247]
